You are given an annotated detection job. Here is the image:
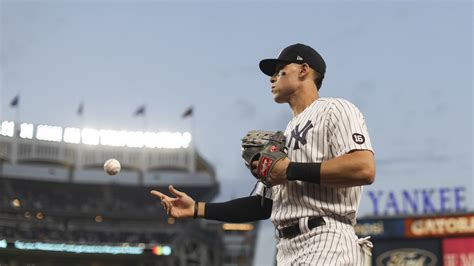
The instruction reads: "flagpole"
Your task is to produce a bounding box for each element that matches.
[191,111,196,150]
[182,106,195,139]
[76,101,85,174]
[12,107,19,164]
[142,112,147,133]
[11,93,20,165]
[180,106,195,173]
[141,107,147,186]
[14,104,20,134]
[134,104,147,186]
[13,93,21,131]
[79,101,85,128]
[0,85,2,122]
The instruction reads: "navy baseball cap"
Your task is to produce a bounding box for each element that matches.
[259,43,326,77]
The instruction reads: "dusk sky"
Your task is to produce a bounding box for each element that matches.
[1,1,472,265]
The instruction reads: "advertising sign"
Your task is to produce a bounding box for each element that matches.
[355,218,405,239]
[443,237,474,266]
[373,239,440,266]
[405,214,474,238]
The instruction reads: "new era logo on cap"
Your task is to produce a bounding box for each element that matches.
[296,56,303,61]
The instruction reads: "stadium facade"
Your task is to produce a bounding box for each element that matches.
[0,121,258,266]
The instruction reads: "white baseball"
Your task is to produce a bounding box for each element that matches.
[104,159,121,175]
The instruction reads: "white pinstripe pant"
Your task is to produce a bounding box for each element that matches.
[276,217,366,266]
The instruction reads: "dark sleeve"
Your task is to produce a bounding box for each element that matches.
[286,162,322,184]
[204,195,272,223]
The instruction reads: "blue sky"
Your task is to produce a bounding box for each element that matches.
[1,1,472,265]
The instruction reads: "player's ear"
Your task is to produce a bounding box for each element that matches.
[299,63,310,78]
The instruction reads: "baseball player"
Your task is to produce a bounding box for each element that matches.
[151,43,376,265]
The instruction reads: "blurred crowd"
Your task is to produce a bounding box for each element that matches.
[0,177,191,245]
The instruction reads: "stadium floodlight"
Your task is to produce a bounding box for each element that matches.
[0,121,14,137]
[64,127,81,144]
[143,132,158,148]
[99,129,126,147]
[169,132,183,149]
[162,246,172,256]
[182,132,192,148]
[152,132,166,148]
[156,132,183,149]
[1,120,193,149]
[36,125,62,142]
[125,131,145,148]
[19,123,34,139]
[81,128,100,145]
[0,240,6,249]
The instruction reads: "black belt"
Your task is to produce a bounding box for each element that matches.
[277,217,326,239]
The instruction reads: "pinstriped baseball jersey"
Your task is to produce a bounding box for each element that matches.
[262,97,374,227]
[254,97,374,265]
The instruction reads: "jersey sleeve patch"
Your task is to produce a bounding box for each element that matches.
[352,133,365,144]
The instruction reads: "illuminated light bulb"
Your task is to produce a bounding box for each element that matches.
[152,246,162,256]
[11,199,21,208]
[162,246,172,256]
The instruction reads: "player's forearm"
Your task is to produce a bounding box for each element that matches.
[198,195,272,223]
[320,150,375,187]
[287,150,375,187]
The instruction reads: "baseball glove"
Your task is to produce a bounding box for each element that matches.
[241,130,287,186]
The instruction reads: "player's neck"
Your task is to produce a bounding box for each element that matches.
[289,85,320,117]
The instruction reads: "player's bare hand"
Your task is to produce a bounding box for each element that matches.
[251,157,290,186]
[150,185,195,219]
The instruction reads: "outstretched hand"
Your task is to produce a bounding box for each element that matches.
[150,185,195,219]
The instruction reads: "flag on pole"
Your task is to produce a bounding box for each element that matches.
[182,106,193,118]
[10,95,19,108]
[77,102,84,116]
[134,105,146,116]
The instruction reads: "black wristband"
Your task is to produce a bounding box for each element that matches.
[286,162,322,185]
[193,201,198,219]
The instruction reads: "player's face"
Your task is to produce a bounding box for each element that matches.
[270,63,301,103]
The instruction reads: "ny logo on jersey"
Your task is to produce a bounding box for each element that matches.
[288,120,314,150]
